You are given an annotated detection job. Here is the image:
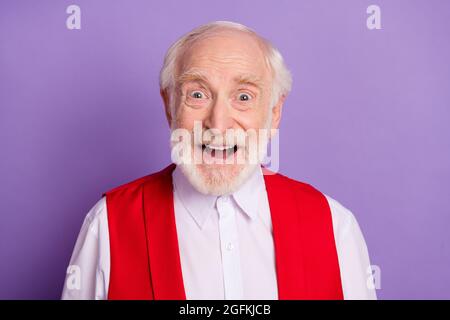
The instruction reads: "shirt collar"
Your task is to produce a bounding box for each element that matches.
[232,166,264,221]
[172,165,265,229]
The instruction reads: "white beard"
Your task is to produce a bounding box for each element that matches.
[177,161,259,196]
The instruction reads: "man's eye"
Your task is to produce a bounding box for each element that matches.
[190,91,204,99]
[238,93,252,101]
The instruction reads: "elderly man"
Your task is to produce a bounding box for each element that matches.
[62,21,376,300]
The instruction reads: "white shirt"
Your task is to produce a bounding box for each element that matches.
[61,166,377,300]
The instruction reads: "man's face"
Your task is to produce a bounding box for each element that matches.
[165,30,282,195]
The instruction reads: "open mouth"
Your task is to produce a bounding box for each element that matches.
[201,144,239,159]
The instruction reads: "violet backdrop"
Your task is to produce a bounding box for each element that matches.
[1,0,449,299]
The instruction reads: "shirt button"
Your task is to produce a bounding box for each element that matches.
[226,242,234,251]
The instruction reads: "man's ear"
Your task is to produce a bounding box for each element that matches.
[160,88,172,127]
[270,94,286,132]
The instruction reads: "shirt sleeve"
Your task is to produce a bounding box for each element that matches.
[61,197,110,300]
[325,195,378,300]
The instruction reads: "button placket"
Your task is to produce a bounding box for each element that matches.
[216,196,243,299]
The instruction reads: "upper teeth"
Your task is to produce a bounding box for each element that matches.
[205,145,234,151]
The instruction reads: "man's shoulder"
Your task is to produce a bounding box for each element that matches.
[266,169,356,221]
[263,168,325,199]
[324,194,359,234]
[102,163,176,197]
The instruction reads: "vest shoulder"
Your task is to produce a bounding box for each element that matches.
[102,163,175,197]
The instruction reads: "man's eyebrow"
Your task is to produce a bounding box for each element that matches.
[176,70,209,85]
[234,74,265,89]
[176,70,265,89]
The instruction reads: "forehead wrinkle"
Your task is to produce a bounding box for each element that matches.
[197,50,271,86]
[179,56,268,85]
[177,34,271,86]
[177,40,270,91]
[194,52,265,72]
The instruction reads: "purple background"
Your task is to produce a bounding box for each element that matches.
[1,0,449,299]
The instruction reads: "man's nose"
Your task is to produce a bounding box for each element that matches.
[204,95,234,133]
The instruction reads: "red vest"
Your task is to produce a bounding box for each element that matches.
[103,164,343,300]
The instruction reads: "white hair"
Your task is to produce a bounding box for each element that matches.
[159,21,293,114]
